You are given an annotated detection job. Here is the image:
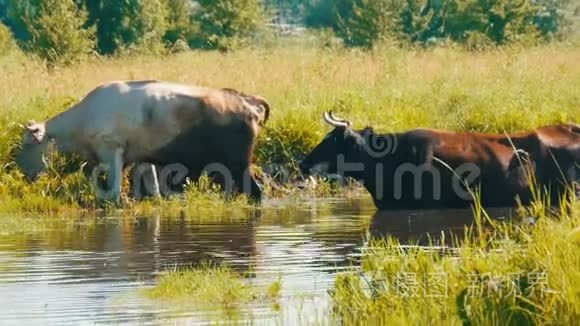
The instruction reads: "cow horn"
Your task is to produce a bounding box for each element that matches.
[323,111,341,128]
[25,120,37,131]
[329,111,352,127]
[323,111,351,128]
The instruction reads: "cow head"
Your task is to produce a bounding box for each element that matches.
[15,120,48,180]
[299,111,368,178]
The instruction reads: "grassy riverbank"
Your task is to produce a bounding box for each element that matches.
[330,200,580,324]
[0,44,579,212]
[141,199,579,324]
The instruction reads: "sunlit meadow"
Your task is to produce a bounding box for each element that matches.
[0,42,578,324]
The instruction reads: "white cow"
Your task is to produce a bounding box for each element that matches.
[16,80,271,204]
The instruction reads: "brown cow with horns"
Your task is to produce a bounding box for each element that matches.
[300,112,579,209]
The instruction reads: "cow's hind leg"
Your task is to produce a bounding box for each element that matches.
[570,163,579,198]
[231,165,262,203]
[131,163,161,200]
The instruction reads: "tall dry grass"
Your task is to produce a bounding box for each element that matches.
[0,44,578,322]
[0,44,578,211]
[1,44,579,163]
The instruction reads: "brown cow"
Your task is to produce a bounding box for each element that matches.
[299,112,579,209]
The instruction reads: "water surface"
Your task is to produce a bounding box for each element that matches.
[0,198,509,324]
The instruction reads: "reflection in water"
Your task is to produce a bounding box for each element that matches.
[0,198,375,324]
[369,208,515,246]
[0,200,510,324]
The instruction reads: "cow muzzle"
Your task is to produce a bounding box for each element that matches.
[298,161,310,175]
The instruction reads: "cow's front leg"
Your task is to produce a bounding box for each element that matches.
[94,148,124,205]
[248,173,263,203]
[143,164,161,198]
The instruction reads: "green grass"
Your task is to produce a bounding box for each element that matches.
[145,263,253,301]
[0,43,578,213]
[331,199,580,325]
[143,262,283,321]
[138,197,580,324]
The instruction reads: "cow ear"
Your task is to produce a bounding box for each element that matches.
[361,127,374,136]
[25,121,46,143]
[247,95,270,125]
[256,96,270,123]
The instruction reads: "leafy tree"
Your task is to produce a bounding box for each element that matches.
[21,0,95,64]
[83,0,168,54]
[336,0,402,48]
[263,0,306,24]
[163,0,198,46]
[4,0,41,42]
[0,0,8,21]
[399,0,574,45]
[305,0,576,48]
[191,0,264,50]
[399,0,446,43]
[533,0,578,40]
[125,0,168,52]
[303,0,352,29]
[451,0,537,44]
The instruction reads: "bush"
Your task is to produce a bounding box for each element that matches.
[306,0,576,49]
[335,0,402,48]
[532,0,579,40]
[446,0,539,44]
[191,0,264,51]
[3,0,38,43]
[401,0,576,46]
[163,0,198,47]
[304,0,343,29]
[464,31,495,51]
[125,0,168,53]
[22,0,95,65]
[0,21,15,55]
[84,0,168,54]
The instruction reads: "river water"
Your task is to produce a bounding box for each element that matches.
[0,197,504,325]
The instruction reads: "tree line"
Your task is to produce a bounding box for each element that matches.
[0,0,264,63]
[301,0,578,48]
[0,0,578,64]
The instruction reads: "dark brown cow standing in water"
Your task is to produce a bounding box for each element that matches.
[300,112,579,210]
